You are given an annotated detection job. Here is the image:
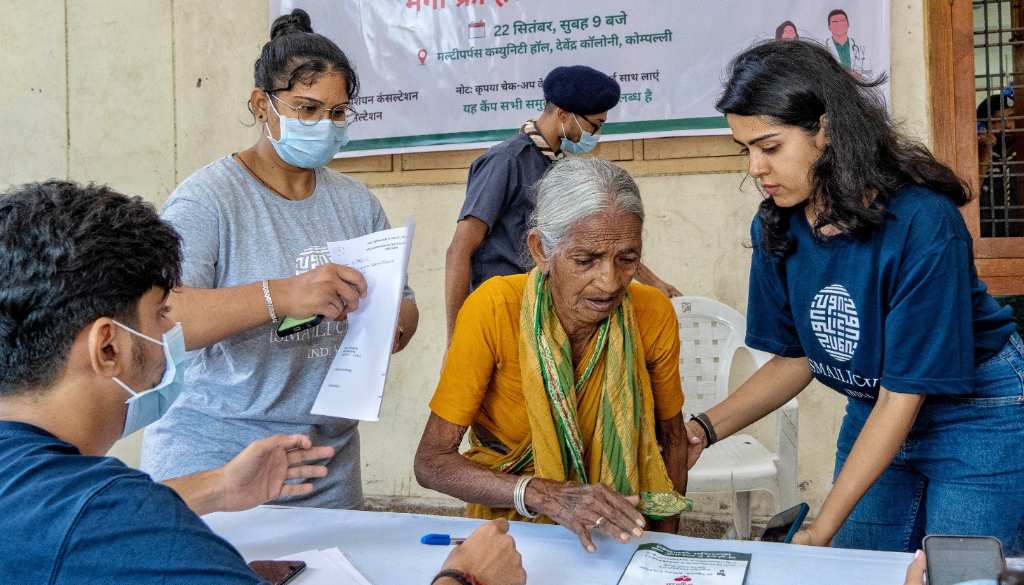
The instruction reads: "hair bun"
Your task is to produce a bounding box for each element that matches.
[270,9,313,40]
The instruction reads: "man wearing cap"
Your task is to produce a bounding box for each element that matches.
[444,65,680,340]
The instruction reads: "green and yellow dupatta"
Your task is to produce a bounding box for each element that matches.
[464,269,691,520]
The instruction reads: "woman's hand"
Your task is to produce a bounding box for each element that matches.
[902,550,926,585]
[789,525,829,547]
[391,298,418,354]
[271,263,366,321]
[807,388,923,547]
[527,479,646,553]
[684,418,707,470]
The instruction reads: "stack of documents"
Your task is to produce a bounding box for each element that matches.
[274,547,372,585]
[311,222,414,421]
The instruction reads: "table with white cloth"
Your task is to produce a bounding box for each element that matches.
[205,506,913,584]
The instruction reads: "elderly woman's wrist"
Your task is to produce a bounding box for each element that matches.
[522,477,554,517]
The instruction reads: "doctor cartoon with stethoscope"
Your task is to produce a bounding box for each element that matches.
[826,8,872,78]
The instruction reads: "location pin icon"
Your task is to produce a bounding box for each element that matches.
[417,49,428,65]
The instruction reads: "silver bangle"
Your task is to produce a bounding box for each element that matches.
[513,475,538,519]
[261,279,279,324]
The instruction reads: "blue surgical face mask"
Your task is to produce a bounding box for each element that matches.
[560,114,601,155]
[111,322,186,437]
[266,95,350,169]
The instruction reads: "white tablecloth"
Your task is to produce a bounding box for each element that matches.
[205,506,913,584]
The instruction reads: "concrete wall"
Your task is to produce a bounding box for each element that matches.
[1,1,930,521]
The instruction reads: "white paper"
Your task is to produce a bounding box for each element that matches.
[324,549,374,585]
[310,221,414,420]
[274,547,373,585]
[617,544,750,585]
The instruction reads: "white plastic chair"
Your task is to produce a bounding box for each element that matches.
[672,296,799,540]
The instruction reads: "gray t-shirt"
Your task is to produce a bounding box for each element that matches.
[140,156,413,509]
[461,133,552,289]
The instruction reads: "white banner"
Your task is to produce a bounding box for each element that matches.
[271,0,891,157]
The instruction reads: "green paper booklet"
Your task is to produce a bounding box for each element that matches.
[616,543,751,585]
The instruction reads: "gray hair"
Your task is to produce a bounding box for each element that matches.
[530,158,644,255]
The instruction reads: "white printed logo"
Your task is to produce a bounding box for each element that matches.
[809,284,860,362]
[295,246,330,275]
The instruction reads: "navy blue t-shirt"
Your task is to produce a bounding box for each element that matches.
[0,421,264,585]
[746,186,1017,401]
[461,133,553,289]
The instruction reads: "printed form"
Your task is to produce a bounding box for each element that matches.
[617,544,750,585]
[311,221,414,421]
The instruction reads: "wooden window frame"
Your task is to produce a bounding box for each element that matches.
[928,0,1024,294]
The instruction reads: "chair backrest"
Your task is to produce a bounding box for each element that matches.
[671,296,772,416]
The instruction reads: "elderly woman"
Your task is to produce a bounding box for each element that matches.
[415,158,690,553]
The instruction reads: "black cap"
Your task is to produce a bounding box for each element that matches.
[542,65,621,115]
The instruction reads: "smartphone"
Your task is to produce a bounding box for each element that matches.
[759,502,810,543]
[924,535,1005,585]
[247,560,306,585]
[276,314,323,338]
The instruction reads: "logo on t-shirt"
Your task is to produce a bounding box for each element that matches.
[809,284,860,362]
[295,245,330,275]
[272,245,346,356]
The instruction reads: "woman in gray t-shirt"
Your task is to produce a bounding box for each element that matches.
[140,9,418,508]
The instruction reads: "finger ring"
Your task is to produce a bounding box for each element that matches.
[594,516,605,528]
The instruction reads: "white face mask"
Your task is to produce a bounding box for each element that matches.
[110,321,186,437]
[560,114,600,155]
[265,94,350,168]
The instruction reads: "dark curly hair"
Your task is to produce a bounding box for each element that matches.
[716,40,970,256]
[253,8,359,100]
[0,181,182,396]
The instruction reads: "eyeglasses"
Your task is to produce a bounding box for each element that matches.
[578,114,605,134]
[269,93,356,127]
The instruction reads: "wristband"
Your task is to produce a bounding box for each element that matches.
[432,569,480,585]
[690,412,718,447]
[261,279,279,325]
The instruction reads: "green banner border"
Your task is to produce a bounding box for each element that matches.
[341,116,728,152]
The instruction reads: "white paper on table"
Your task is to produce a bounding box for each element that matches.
[274,547,373,585]
[323,549,373,585]
[616,544,751,585]
[310,221,414,421]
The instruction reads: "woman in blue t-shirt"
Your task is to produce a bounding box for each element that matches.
[684,40,1024,554]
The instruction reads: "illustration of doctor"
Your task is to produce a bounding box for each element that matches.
[826,9,871,78]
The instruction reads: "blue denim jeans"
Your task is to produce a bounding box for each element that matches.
[831,333,1024,555]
